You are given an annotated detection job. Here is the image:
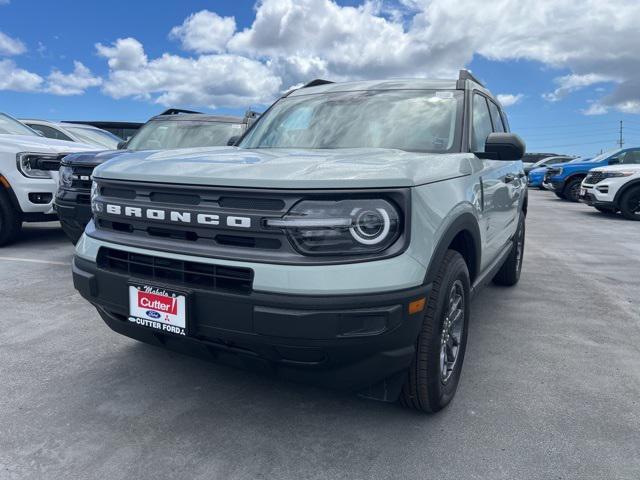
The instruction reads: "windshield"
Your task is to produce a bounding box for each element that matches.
[66,126,121,149]
[0,113,38,136]
[127,120,243,151]
[239,90,463,153]
[586,149,620,163]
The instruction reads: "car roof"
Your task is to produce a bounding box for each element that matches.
[148,113,244,123]
[287,79,460,97]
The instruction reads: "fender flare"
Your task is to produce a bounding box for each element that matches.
[613,178,640,206]
[423,212,482,285]
[0,174,22,213]
[560,173,587,191]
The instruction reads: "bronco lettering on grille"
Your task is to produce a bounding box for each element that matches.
[104,203,251,228]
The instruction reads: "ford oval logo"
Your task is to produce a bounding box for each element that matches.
[146,310,161,319]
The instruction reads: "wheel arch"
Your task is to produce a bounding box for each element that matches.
[424,213,481,285]
[613,178,640,206]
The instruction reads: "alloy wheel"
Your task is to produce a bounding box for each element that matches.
[440,280,465,383]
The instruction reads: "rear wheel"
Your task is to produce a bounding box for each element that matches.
[400,250,470,413]
[0,190,22,246]
[563,177,584,202]
[493,214,525,286]
[619,186,640,221]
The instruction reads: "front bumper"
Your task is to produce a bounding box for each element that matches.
[579,185,616,208]
[73,255,431,398]
[54,188,92,242]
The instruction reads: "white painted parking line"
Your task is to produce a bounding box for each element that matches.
[0,256,68,266]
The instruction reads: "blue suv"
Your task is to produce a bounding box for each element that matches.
[543,148,640,201]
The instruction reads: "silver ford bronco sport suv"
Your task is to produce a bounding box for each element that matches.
[73,71,527,413]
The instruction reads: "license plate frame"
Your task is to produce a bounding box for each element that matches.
[128,283,190,337]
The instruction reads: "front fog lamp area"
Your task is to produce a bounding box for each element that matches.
[266,199,401,255]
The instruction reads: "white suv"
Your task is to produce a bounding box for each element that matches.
[580,154,640,220]
[0,112,96,245]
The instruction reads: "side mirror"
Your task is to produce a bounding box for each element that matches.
[480,133,526,161]
[227,135,240,146]
[117,140,128,150]
[609,157,620,165]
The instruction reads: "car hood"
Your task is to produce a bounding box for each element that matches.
[62,149,126,167]
[589,164,640,173]
[0,134,97,154]
[93,147,481,189]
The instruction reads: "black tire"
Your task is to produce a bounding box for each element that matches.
[619,186,640,221]
[554,190,566,200]
[562,177,584,202]
[400,250,470,413]
[493,214,525,286]
[0,189,22,247]
[594,205,616,214]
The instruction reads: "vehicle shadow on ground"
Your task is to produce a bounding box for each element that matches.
[576,210,628,221]
[18,223,68,245]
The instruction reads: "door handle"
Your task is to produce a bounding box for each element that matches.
[503,174,516,183]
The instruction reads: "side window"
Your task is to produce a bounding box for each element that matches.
[471,94,493,152]
[27,124,73,142]
[488,101,505,133]
[619,149,640,164]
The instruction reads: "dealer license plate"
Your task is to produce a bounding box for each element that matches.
[128,284,187,336]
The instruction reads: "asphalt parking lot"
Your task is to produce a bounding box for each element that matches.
[1,189,638,480]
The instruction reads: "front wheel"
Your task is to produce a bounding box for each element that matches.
[563,177,584,202]
[0,190,22,247]
[400,250,470,413]
[493,214,525,286]
[619,186,640,221]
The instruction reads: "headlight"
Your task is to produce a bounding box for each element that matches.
[58,165,73,188]
[555,168,563,176]
[16,152,61,179]
[90,181,102,215]
[601,171,634,178]
[266,199,401,255]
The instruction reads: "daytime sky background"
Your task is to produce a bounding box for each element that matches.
[2,0,640,157]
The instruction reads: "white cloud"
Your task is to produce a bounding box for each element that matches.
[46,61,102,95]
[582,103,608,116]
[0,59,42,91]
[97,38,281,108]
[496,94,523,107]
[0,31,26,56]
[169,10,236,54]
[96,37,147,70]
[78,0,640,114]
[542,73,615,102]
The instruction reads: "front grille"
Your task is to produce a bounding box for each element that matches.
[90,178,410,265]
[584,171,606,185]
[97,247,253,293]
[545,168,561,178]
[71,165,95,190]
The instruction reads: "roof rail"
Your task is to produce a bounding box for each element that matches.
[457,69,484,88]
[158,108,202,116]
[302,79,334,89]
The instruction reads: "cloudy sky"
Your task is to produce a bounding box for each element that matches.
[2,0,640,156]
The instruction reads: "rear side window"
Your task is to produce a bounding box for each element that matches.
[488,101,505,133]
[27,124,73,142]
[471,94,493,152]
